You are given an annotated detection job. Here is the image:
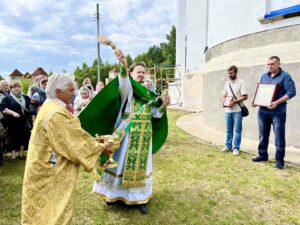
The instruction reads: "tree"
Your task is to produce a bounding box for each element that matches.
[147,45,165,66]
[20,78,33,95]
[133,25,176,67]
[126,55,133,67]
[73,26,176,86]
[162,25,176,65]
[134,53,150,65]
[74,59,119,88]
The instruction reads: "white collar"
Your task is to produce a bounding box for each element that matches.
[45,98,66,107]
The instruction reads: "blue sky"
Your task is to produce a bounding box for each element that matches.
[0,0,176,78]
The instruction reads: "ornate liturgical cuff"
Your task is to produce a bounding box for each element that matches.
[120,65,128,78]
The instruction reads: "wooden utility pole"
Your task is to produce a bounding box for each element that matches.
[96,3,101,82]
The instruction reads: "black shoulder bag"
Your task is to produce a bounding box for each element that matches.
[228,83,249,117]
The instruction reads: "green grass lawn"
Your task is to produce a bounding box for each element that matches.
[0,109,300,225]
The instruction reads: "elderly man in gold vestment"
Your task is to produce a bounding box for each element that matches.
[21,74,113,225]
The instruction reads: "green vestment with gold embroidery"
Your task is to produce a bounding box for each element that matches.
[78,67,168,204]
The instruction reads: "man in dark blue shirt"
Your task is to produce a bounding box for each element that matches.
[252,56,296,169]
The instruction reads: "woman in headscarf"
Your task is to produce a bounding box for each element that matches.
[82,77,95,96]
[95,81,105,93]
[0,81,33,162]
[73,86,92,115]
[144,78,157,94]
[31,77,47,114]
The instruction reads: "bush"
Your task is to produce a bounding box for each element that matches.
[19,78,33,95]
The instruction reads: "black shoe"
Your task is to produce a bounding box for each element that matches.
[252,156,268,162]
[275,161,284,169]
[138,204,148,215]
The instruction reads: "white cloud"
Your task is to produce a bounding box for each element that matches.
[101,1,131,22]
[0,22,28,45]
[71,33,96,42]
[2,0,52,17]
[99,0,176,58]
[31,15,64,34]
[0,0,176,75]
[75,0,99,17]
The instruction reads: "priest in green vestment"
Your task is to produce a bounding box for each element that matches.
[78,49,170,214]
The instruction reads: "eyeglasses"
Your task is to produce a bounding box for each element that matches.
[42,81,48,84]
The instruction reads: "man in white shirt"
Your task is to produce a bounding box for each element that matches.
[221,65,248,155]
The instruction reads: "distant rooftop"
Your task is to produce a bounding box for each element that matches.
[9,69,24,77]
[31,67,49,77]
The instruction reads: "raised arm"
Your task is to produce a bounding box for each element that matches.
[115,49,132,102]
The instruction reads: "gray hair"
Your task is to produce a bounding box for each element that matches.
[45,74,76,98]
[0,80,9,86]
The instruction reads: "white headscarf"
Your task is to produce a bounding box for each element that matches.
[144,79,157,94]
[79,86,92,99]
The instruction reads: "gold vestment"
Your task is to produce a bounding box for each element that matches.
[21,101,104,225]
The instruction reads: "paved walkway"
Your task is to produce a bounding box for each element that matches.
[174,108,300,165]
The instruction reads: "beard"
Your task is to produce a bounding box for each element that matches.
[136,76,144,83]
[229,75,237,80]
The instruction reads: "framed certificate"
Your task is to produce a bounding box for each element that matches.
[253,83,279,107]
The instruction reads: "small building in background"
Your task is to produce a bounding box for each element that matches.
[106,68,119,84]
[24,72,31,79]
[30,67,49,83]
[109,68,119,79]
[8,67,49,82]
[9,69,24,81]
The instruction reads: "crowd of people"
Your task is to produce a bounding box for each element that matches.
[1,54,296,225]
[0,71,163,166]
[0,75,105,165]
[19,47,170,224]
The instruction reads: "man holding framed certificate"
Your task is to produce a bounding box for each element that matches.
[222,65,248,156]
[252,56,296,169]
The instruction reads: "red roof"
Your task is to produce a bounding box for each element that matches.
[9,69,24,77]
[31,67,49,77]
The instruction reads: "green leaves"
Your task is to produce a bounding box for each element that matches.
[74,59,119,87]
[73,26,176,87]
[134,26,176,67]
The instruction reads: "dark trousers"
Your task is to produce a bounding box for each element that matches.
[258,111,286,162]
